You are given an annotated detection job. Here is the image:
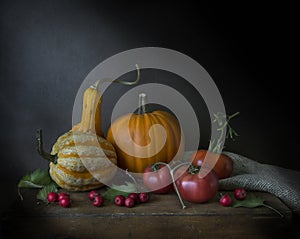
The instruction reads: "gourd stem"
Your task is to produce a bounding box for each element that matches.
[86,64,141,135]
[36,129,57,164]
[115,64,141,85]
[138,93,148,114]
[91,64,141,90]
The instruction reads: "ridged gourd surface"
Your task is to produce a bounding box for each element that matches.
[49,130,117,191]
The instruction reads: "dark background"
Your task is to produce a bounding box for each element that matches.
[0,1,298,212]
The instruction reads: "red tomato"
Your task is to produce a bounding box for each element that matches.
[143,164,172,194]
[191,150,233,179]
[175,165,219,203]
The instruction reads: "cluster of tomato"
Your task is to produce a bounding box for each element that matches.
[143,150,233,203]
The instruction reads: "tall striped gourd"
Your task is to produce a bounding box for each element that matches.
[37,66,140,191]
[37,82,117,191]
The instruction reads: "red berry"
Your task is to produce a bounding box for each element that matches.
[88,190,98,201]
[139,192,149,203]
[47,192,58,203]
[93,195,103,207]
[58,192,69,201]
[234,188,247,200]
[128,193,139,203]
[219,194,232,207]
[114,195,125,206]
[125,197,135,208]
[59,197,71,208]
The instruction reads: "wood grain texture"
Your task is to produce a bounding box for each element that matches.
[2,189,294,239]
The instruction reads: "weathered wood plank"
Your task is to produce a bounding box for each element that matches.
[2,188,294,239]
[2,215,294,239]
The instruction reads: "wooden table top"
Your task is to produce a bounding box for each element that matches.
[1,188,295,239]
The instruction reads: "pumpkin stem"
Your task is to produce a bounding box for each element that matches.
[137,93,149,114]
[36,129,57,164]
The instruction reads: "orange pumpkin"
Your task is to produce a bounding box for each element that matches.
[106,93,184,173]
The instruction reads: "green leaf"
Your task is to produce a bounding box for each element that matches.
[231,192,284,217]
[18,168,52,189]
[103,182,137,202]
[111,182,137,193]
[17,168,60,202]
[103,189,129,203]
[232,193,265,208]
[36,183,59,203]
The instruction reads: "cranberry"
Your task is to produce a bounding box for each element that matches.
[139,192,149,203]
[88,190,98,201]
[219,194,232,207]
[59,197,71,208]
[125,197,135,208]
[93,195,103,207]
[114,195,125,206]
[128,193,139,203]
[58,192,69,201]
[234,188,247,200]
[47,192,58,203]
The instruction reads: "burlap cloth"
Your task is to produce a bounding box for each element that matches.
[219,152,300,215]
[183,151,300,215]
